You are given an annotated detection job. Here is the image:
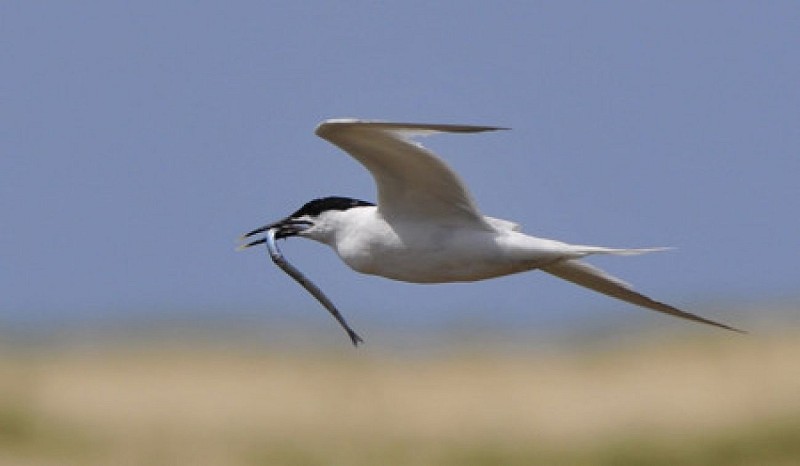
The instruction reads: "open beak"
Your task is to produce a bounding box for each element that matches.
[237,218,311,249]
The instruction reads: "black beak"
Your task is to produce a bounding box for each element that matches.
[238,218,311,249]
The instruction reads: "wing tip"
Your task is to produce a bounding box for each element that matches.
[315,118,362,137]
[315,118,509,137]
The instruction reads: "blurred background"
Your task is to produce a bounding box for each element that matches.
[2,1,799,464]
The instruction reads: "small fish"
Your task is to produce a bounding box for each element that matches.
[240,227,363,346]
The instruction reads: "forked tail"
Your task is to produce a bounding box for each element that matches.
[573,245,673,257]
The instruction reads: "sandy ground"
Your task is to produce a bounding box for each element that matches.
[0,326,798,465]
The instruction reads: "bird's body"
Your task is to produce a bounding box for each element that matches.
[320,206,533,283]
[241,119,743,344]
[306,204,634,283]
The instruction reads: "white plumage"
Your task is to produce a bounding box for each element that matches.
[241,119,743,345]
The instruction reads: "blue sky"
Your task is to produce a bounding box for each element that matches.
[2,2,798,336]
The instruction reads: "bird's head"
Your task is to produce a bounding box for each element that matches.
[239,196,375,248]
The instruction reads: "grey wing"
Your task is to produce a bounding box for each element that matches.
[315,119,507,228]
[542,259,745,333]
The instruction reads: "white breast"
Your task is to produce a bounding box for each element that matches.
[330,213,523,283]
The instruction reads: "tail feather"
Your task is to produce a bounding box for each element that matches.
[541,259,745,333]
[574,246,673,256]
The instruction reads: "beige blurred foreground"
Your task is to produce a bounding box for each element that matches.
[1,327,798,465]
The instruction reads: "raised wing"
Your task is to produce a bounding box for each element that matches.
[315,119,507,227]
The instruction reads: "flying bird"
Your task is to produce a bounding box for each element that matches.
[240,119,743,345]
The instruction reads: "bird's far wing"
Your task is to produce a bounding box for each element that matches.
[542,259,745,333]
[315,119,507,227]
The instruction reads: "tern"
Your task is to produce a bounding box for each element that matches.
[240,119,743,345]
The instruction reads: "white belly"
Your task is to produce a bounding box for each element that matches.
[333,225,540,283]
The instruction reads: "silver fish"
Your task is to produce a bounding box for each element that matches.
[250,227,363,346]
